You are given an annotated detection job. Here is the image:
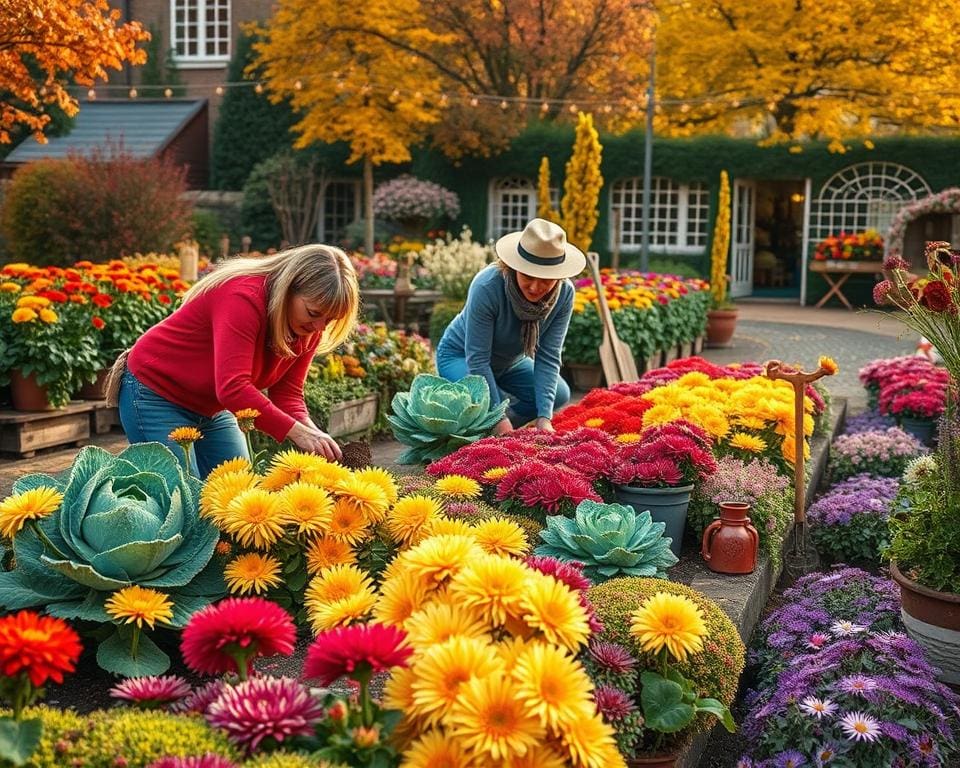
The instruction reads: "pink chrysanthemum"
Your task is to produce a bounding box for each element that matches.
[110,675,192,707]
[593,685,636,722]
[206,676,324,752]
[525,556,592,593]
[588,639,637,675]
[303,622,413,686]
[839,710,882,742]
[181,597,296,678]
[172,679,226,716]
[147,756,238,768]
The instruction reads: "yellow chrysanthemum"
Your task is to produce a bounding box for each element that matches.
[277,481,333,537]
[728,432,767,454]
[0,486,63,539]
[304,534,357,574]
[10,307,37,323]
[481,467,509,482]
[353,467,399,505]
[410,636,505,726]
[558,710,625,768]
[260,450,332,491]
[206,457,253,482]
[303,459,353,489]
[432,475,482,499]
[641,403,683,426]
[224,552,283,595]
[372,569,432,627]
[309,590,378,631]
[16,295,49,308]
[399,534,485,588]
[630,592,708,663]
[334,476,390,523]
[697,412,731,440]
[327,497,372,544]
[199,470,259,525]
[448,553,529,628]
[382,664,417,712]
[403,599,489,647]
[512,643,595,730]
[222,488,290,550]
[305,564,373,604]
[386,495,443,546]
[402,729,473,768]
[471,516,528,557]
[0,282,20,293]
[504,744,570,768]
[495,635,534,672]
[420,516,475,539]
[583,417,604,428]
[615,432,643,444]
[518,572,591,651]
[38,308,58,323]
[233,408,260,432]
[735,415,769,431]
[168,426,202,444]
[781,434,809,463]
[818,356,839,375]
[676,371,712,388]
[447,673,544,761]
[104,586,174,629]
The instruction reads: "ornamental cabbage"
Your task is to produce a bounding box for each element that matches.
[388,374,508,464]
[535,499,678,582]
[0,443,223,625]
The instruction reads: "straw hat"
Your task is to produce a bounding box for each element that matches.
[495,218,586,280]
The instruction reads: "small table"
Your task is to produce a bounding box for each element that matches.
[360,288,443,329]
[809,260,885,310]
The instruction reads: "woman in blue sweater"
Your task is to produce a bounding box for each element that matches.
[436,218,585,435]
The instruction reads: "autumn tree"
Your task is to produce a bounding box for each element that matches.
[655,0,960,150]
[252,0,448,255]
[0,0,148,144]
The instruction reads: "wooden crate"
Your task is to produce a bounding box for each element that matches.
[0,401,117,458]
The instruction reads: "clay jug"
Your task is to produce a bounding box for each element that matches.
[701,501,759,574]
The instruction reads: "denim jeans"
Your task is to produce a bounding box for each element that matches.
[435,353,570,424]
[118,369,249,478]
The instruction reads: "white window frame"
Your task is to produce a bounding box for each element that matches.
[317,179,361,245]
[609,177,709,255]
[170,0,231,67]
[487,177,557,240]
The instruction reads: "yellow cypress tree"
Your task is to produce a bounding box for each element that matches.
[536,157,561,223]
[710,170,732,308]
[560,112,603,252]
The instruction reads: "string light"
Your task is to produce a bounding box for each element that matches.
[499,99,508,110]
[215,85,224,95]
[294,79,302,90]
[469,96,479,107]
[540,102,550,112]
[568,103,578,114]
[87,88,96,100]
[164,88,173,98]
[254,83,264,94]
[128,87,137,98]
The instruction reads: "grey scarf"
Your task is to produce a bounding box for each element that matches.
[504,270,561,358]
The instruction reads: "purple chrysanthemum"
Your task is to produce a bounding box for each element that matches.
[593,684,636,722]
[909,732,940,766]
[205,676,324,751]
[147,756,238,768]
[836,674,878,696]
[587,639,637,675]
[798,696,837,719]
[813,742,839,766]
[109,675,192,708]
[773,750,807,768]
[830,620,867,636]
[172,679,226,715]
[839,710,882,742]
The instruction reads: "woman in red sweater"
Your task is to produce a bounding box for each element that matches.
[114,244,359,476]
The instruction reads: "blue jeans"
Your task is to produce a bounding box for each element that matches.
[435,354,570,424]
[118,370,249,478]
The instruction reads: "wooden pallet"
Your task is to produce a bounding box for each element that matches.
[0,400,120,458]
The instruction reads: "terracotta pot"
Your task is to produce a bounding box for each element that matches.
[9,369,56,411]
[890,560,960,685]
[78,368,111,400]
[705,308,738,348]
[627,754,679,768]
[702,501,759,574]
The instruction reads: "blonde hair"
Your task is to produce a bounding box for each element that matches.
[183,244,360,356]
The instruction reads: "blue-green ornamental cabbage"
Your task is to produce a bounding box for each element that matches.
[535,499,679,582]
[388,373,509,464]
[0,443,224,674]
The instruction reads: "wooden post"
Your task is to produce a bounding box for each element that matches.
[611,207,622,271]
[241,235,252,254]
[178,239,199,281]
[220,234,230,259]
[764,359,836,562]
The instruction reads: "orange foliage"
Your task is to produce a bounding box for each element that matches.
[0,0,149,143]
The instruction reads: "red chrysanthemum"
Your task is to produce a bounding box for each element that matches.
[302,622,412,686]
[0,610,81,686]
[180,597,296,677]
[110,675,192,707]
[172,679,226,716]
[147,756,238,768]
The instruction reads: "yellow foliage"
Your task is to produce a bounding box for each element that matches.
[560,112,604,252]
[536,157,560,224]
[710,171,732,307]
[0,0,148,143]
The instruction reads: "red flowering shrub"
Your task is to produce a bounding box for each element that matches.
[607,420,717,488]
[494,459,602,519]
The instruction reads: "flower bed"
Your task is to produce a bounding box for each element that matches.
[564,271,710,365]
[827,426,925,482]
[812,229,884,261]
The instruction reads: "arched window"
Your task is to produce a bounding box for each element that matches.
[810,162,931,242]
[488,178,557,239]
[610,177,709,253]
[317,180,361,246]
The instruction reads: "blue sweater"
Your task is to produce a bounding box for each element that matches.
[437,265,574,418]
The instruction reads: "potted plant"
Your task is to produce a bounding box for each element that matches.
[371,174,460,237]
[607,419,717,557]
[706,170,737,348]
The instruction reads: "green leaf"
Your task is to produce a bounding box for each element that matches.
[0,717,42,766]
[286,570,307,592]
[640,671,695,733]
[693,697,736,732]
[96,628,170,677]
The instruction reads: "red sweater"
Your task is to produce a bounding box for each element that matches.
[128,274,319,442]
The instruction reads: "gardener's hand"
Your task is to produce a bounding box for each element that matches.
[288,421,342,461]
[493,416,514,436]
[535,417,555,432]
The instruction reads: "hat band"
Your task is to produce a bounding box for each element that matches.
[517,242,565,267]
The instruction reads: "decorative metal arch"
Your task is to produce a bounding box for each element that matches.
[810,162,931,243]
[885,188,960,260]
